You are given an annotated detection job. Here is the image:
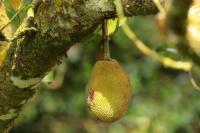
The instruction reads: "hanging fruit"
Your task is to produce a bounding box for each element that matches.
[87,19,132,122]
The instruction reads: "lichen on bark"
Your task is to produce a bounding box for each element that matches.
[0,0,159,131]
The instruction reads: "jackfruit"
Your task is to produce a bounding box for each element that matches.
[87,59,131,122]
[187,3,200,54]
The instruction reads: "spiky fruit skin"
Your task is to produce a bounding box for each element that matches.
[87,59,132,122]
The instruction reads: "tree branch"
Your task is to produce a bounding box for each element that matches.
[0,0,159,131]
[122,0,159,16]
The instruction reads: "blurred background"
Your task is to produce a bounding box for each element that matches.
[3,0,200,133]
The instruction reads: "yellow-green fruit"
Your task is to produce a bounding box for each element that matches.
[87,59,132,122]
[187,3,200,54]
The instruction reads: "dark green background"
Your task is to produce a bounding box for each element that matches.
[3,1,200,133]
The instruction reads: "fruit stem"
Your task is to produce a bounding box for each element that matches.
[102,19,111,60]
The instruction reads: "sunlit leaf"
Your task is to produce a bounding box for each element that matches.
[42,70,55,83]
[107,18,118,35]
[10,0,23,11]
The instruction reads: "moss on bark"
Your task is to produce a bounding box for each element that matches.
[0,0,159,131]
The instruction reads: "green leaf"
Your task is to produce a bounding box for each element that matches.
[107,17,127,35]
[107,18,118,35]
[42,70,55,83]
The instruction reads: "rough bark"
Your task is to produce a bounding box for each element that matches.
[0,0,159,132]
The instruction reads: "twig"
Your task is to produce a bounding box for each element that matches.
[102,18,111,60]
[189,69,200,91]
[114,0,193,72]
[153,0,165,13]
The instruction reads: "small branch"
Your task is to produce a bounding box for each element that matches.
[121,23,192,71]
[102,19,111,60]
[115,0,193,72]
[0,0,161,131]
[189,70,200,91]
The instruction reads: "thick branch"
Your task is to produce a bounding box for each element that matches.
[0,0,159,131]
[122,0,159,16]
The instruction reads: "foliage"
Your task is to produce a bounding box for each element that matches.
[8,16,200,133]
[1,1,200,133]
